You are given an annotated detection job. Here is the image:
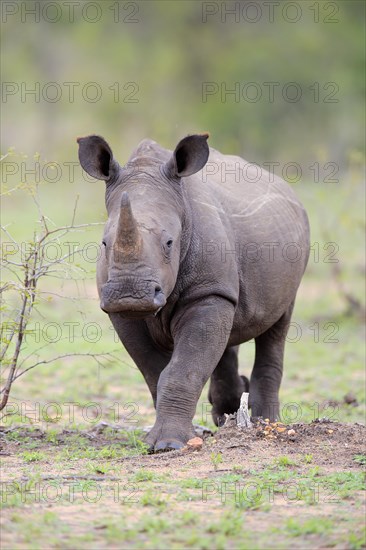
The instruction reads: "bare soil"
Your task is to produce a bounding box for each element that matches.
[0,419,365,549]
[1,419,365,477]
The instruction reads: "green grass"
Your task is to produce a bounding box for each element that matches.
[275,455,296,467]
[347,529,366,550]
[284,517,333,536]
[210,451,223,471]
[21,451,45,463]
[140,489,167,509]
[131,469,166,483]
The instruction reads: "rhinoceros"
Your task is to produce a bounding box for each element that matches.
[77,133,310,452]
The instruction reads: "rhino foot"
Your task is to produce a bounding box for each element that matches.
[146,421,195,454]
[150,439,185,453]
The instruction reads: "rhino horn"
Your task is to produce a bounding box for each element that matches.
[115,192,141,256]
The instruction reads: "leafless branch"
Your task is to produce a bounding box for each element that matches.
[3,351,118,389]
[0,178,107,410]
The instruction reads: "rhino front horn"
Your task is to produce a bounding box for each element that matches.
[115,192,141,255]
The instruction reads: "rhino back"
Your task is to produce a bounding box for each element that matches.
[182,147,310,342]
[205,147,302,206]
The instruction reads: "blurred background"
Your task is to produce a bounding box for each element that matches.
[2,1,365,163]
[1,0,365,426]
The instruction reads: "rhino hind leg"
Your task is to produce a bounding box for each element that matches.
[208,346,249,427]
[249,301,295,421]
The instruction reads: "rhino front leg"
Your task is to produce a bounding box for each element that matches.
[250,302,295,421]
[147,298,235,452]
[109,314,171,407]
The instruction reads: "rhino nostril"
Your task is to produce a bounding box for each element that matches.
[153,285,166,309]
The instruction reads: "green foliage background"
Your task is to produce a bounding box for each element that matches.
[2,0,365,164]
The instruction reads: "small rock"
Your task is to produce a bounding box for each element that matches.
[344,392,359,406]
[185,437,203,451]
[287,429,296,436]
[193,424,213,438]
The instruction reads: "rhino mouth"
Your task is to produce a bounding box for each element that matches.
[100,281,166,317]
[115,310,160,319]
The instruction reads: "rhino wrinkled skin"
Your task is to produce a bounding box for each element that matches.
[77,134,310,453]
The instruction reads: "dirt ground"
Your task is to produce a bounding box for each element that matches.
[1,418,365,549]
[2,418,364,473]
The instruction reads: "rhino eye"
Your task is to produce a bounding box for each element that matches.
[102,240,107,247]
[161,232,173,260]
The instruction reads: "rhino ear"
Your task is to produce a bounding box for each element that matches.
[165,133,209,178]
[77,135,116,181]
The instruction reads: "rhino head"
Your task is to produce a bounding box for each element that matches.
[77,134,209,318]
